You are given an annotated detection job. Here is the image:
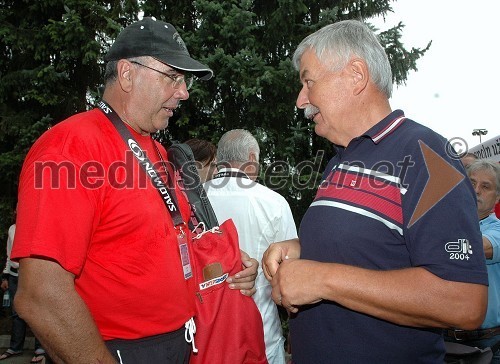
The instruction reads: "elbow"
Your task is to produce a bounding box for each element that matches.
[13,289,34,322]
[453,285,488,330]
[459,310,486,331]
[12,284,44,326]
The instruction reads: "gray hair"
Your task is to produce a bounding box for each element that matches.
[103,56,151,85]
[292,19,393,98]
[467,159,500,195]
[104,60,119,84]
[217,129,260,164]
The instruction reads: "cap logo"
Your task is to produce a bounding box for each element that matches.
[173,32,188,52]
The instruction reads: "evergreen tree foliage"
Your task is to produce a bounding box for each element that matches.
[0,0,430,258]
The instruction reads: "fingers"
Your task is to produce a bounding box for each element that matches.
[273,292,298,313]
[229,258,258,282]
[270,258,301,314]
[263,243,284,281]
[263,239,301,281]
[228,252,258,295]
[239,287,257,297]
[240,249,252,265]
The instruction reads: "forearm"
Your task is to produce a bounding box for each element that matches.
[319,264,486,329]
[483,236,493,259]
[16,259,117,363]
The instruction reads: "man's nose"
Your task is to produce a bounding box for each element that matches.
[296,86,309,109]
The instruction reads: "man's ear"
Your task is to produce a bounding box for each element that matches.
[117,59,134,92]
[244,152,259,181]
[350,59,369,96]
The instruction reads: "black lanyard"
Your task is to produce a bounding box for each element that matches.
[97,100,184,227]
[213,170,249,179]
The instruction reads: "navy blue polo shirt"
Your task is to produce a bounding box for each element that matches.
[290,110,488,363]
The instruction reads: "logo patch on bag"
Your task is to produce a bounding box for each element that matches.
[200,273,228,290]
[203,262,223,280]
[200,262,227,290]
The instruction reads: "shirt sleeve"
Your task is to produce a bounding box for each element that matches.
[484,220,500,264]
[401,133,487,285]
[12,152,101,276]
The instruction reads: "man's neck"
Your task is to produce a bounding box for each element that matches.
[479,212,491,220]
[102,89,150,136]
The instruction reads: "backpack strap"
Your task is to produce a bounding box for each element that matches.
[167,142,219,230]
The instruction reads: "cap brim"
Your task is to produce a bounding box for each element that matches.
[156,54,213,81]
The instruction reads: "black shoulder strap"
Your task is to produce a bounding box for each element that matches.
[97,100,184,226]
[167,142,219,230]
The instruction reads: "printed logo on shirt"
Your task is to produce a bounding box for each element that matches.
[445,239,472,261]
[407,141,464,228]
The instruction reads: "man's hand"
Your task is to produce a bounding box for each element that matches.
[1,279,8,291]
[262,238,300,281]
[227,250,258,296]
[271,258,323,314]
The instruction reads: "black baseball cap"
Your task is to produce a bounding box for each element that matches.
[105,17,213,80]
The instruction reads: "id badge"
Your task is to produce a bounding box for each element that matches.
[177,226,193,280]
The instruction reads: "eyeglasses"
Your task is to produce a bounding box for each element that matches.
[130,61,194,90]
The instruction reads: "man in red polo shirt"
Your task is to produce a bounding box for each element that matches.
[12,17,257,363]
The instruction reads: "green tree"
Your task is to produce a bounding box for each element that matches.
[0,0,430,258]
[146,0,430,223]
[0,0,140,257]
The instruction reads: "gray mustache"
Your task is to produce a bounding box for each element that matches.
[304,105,320,119]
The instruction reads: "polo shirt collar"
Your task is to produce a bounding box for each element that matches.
[362,109,406,144]
[480,214,499,225]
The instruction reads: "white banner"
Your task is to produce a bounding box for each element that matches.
[469,135,500,162]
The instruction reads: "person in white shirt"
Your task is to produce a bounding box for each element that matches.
[204,129,297,364]
[1,208,46,363]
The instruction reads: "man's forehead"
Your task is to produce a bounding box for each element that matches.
[471,169,496,183]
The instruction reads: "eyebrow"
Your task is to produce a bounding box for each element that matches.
[471,178,493,186]
[300,69,310,81]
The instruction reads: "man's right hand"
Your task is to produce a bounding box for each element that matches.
[262,238,301,281]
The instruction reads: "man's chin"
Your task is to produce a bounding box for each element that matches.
[314,124,327,138]
[154,119,170,132]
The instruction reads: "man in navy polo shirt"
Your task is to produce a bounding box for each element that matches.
[263,20,488,363]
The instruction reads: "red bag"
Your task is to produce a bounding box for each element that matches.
[189,219,268,364]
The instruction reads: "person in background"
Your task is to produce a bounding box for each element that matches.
[0,208,46,363]
[262,19,487,363]
[461,152,478,168]
[445,159,500,362]
[11,17,257,363]
[461,153,500,218]
[184,138,217,183]
[204,129,297,364]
